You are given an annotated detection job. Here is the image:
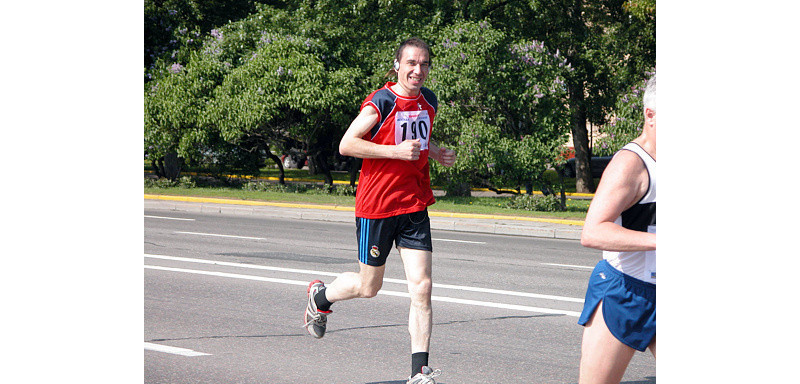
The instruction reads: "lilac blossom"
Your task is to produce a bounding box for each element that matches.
[168,63,183,74]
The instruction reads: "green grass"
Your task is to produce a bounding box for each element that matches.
[144,186,358,206]
[144,162,593,220]
[144,185,590,220]
[144,161,592,194]
[430,195,590,220]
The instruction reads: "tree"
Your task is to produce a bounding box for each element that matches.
[145,4,367,184]
[522,0,656,192]
[143,0,654,194]
[145,0,287,72]
[594,71,655,156]
[429,20,571,197]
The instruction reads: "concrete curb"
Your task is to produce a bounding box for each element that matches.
[144,194,584,240]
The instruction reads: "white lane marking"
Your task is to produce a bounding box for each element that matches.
[542,263,594,270]
[144,342,210,357]
[379,289,581,317]
[420,281,583,303]
[145,215,195,221]
[175,231,266,241]
[146,265,308,286]
[145,254,582,303]
[176,231,487,245]
[433,238,486,244]
[145,259,581,317]
[145,254,340,278]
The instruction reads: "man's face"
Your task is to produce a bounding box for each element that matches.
[395,46,430,96]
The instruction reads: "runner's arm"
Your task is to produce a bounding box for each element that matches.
[580,150,656,252]
[429,141,455,167]
[339,106,421,160]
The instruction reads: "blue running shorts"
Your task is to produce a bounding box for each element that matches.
[578,259,656,351]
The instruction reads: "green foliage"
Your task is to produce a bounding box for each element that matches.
[244,181,308,193]
[594,71,654,156]
[144,0,654,193]
[242,181,356,196]
[144,176,197,189]
[144,0,275,72]
[625,0,657,22]
[505,194,563,212]
[430,20,570,194]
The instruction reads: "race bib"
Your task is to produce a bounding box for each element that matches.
[645,225,656,282]
[395,110,430,150]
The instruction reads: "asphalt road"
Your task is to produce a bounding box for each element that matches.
[144,207,656,383]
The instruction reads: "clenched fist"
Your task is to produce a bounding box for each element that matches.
[395,139,422,161]
[438,147,456,167]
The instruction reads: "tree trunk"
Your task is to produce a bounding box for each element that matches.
[313,151,334,186]
[445,179,472,197]
[266,151,285,185]
[568,81,595,193]
[349,158,362,188]
[151,159,164,178]
[163,151,183,181]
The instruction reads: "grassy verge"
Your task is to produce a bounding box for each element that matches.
[144,163,594,194]
[145,161,594,220]
[144,184,591,220]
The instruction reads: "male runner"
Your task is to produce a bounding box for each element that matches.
[304,37,455,384]
[577,74,656,384]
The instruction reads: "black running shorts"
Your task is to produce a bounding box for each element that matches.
[355,209,433,266]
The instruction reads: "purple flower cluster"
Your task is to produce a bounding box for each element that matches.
[442,38,458,49]
[510,41,545,55]
[276,66,293,76]
[210,29,223,39]
[168,63,183,74]
[519,54,542,66]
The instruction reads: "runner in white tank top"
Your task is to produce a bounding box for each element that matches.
[603,142,656,284]
[577,74,657,384]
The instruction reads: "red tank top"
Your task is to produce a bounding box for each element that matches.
[354,82,438,219]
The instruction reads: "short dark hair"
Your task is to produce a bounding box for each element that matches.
[394,37,431,63]
[386,37,432,77]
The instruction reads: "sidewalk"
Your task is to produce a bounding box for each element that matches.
[144,194,584,240]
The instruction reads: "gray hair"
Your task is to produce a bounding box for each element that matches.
[643,74,656,111]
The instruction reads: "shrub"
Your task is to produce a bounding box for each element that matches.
[178,176,196,188]
[506,194,563,212]
[306,184,356,196]
[243,181,310,193]
[333,185,357,197]
[145,177,178,188]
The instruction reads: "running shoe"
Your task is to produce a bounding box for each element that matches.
[407,366,441,384]
[304,280,331,338]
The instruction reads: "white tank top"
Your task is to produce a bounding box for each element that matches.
[603,142,656,284]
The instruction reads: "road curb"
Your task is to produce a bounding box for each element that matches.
[144,194,584,240]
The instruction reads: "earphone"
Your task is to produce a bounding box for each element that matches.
[394,60,400,71]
